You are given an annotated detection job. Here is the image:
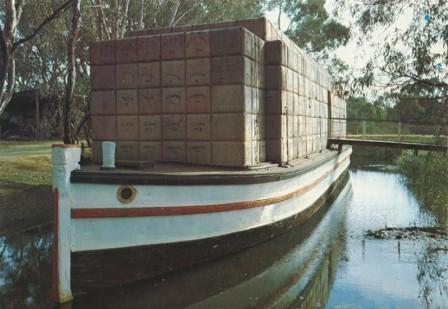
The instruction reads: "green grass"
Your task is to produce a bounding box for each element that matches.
[0,140,54,186]
[0,140,54,158]
[0,155,52,186]
[0,141,54,233]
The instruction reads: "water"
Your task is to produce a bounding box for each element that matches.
[0,165,447,308]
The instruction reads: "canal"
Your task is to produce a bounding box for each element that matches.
[0,156,447,308]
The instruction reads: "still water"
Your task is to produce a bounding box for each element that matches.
[0,165,447,308]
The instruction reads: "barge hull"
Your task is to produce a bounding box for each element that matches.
[52,146,351,300]
[72,168,349,292]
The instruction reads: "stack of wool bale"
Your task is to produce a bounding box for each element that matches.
[90,17,346,168]
[264,40,331,163]
[90,26,265,167]
[330,93,347,137]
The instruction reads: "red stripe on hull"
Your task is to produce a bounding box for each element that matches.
[71,157,349,219]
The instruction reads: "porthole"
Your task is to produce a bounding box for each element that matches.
[117,185,137,204]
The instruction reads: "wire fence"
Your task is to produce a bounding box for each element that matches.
[330,118,448,146]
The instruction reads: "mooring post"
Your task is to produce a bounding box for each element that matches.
[52,144,81,303]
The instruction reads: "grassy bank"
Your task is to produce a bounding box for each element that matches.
[0,141,54,233]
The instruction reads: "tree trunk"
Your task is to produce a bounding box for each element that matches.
[139,0,145,29]
[0,0,22,116]
[63,0,81,144]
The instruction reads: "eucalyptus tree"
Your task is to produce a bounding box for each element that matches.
[268,0,350,58]
[0,0,75,117]
[336,0,447,97]
[265,0,350,91]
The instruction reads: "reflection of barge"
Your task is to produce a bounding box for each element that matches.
[52,145,351,302]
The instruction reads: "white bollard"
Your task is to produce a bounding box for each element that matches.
[52,144,81,303]
[102,141,116,169]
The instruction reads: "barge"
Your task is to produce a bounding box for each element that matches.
[52,17,350,303]
[52,145,351,302]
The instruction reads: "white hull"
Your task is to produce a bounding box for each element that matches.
[71,150,350,251]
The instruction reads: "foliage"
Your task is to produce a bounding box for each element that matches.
[335,0,448,98]
[0,0,75,117]
[347,95,448,136]
[285,0,349,57]
[347,96,390,120]
[397,152,448,226]
[265,0,351,91]
[347,96,395,135]
[265,0,350,57]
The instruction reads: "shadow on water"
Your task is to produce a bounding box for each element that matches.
[0,178,352,309]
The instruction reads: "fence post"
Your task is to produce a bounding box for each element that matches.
[398,121,402,141]
[362,120,366,139]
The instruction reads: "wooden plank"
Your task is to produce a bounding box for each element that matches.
[329,138,447,152]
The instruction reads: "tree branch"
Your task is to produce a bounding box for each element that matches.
[96,0,111,40]
[169,0,181,26]
[173,2,200,26]
[0,59,15,116]
[120,0,130,37]
[12,0,75,51]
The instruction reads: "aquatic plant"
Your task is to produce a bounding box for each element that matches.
[397,152,448,226]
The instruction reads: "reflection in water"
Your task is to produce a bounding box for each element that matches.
[398,153,448,227]
[416,240,448,308]
[328,169,448,308]
[1,166,447,308]
[0,226,52,309]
